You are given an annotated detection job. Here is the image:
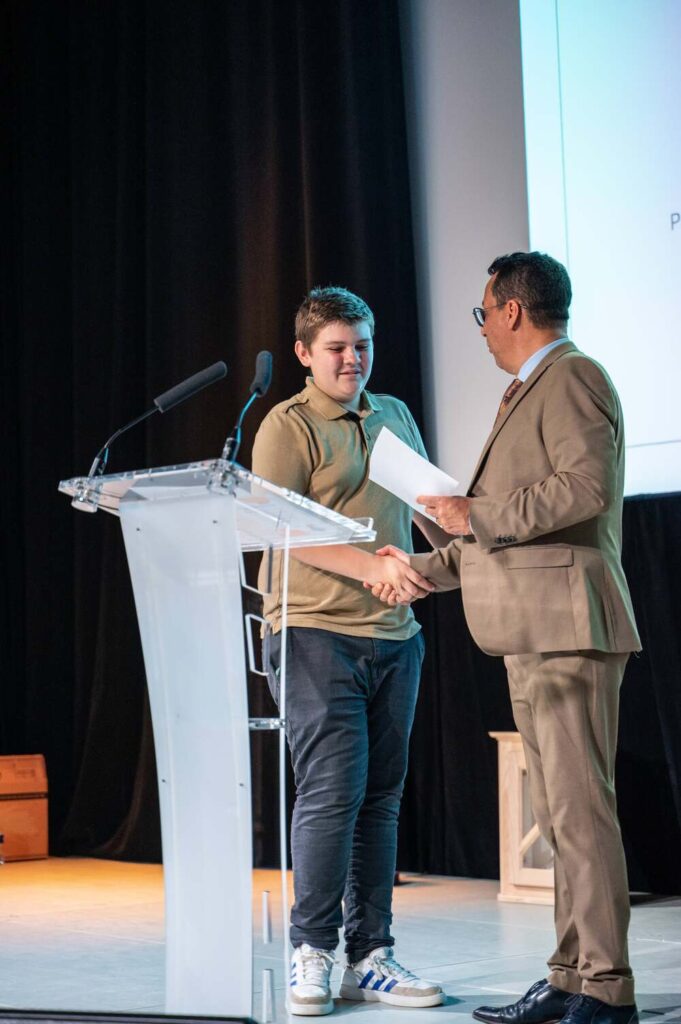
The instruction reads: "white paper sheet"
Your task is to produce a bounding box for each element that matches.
[369,427,459,520]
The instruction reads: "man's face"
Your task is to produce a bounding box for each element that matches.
[480,275,513,373]
[295,320,374,409]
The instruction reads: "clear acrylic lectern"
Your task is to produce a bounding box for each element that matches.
[59,459,375,1019]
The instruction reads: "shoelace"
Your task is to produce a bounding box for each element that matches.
[492,981,576,1014]
[495,980,545,1011]
[561,995,600,1022]
[297,948,335,987]
[368,950,418,983]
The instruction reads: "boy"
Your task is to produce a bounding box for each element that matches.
[251,286,443,1016]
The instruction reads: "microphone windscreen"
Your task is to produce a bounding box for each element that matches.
[250,350,273,397]
[154,361,227,413]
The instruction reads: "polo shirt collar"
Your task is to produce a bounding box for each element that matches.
[304,377,382,419]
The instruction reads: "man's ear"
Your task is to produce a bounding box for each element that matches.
[507,299,522,330]
[295,339,312,366]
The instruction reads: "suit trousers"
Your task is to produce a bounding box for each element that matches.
[504,650,634,1006]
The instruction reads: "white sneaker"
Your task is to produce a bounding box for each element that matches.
[340,946,444,1008]
[288,943,335,1016]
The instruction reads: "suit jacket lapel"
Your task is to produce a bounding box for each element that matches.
[467,341,577,495]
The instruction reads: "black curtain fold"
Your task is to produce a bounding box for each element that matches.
[614,494,681,892]
[3,0,423,857]
[3,0,681,894]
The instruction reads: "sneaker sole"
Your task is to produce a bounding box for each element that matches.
[340,985,444,1008]
[287,998,334,1016]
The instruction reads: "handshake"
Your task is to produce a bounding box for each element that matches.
[363,545,431,606]
[363,493,472,606]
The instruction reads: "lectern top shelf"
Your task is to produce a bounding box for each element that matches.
[58,458,376,551]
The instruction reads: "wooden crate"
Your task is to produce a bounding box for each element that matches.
[489,732,554,904]
[0,754,48,861]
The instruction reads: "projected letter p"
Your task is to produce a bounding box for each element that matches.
[672,213,680,230]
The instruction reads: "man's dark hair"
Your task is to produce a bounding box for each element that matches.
[488,251,571,329]
[295,286,375,348]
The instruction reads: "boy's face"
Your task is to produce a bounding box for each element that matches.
[295,320,374,410]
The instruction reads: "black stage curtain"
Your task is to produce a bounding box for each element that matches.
[3,2,681,894]
[2,0,422,859]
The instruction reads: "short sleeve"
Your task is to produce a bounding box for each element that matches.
[251,406,314,496]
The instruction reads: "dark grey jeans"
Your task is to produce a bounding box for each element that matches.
[268,626,424,962]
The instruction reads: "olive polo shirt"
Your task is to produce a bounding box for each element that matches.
[251,377,427,639]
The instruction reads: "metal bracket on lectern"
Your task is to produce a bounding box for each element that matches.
[239,546,273,596]
[70,477,103,513]
[245,613,270,677]
[207,460,239,495]
[249,717,285,731]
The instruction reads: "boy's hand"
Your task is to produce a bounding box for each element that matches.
[362,546,433,605]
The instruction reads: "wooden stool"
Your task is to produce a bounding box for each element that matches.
[489,732,554,904]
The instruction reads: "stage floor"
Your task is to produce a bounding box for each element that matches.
[0,859,678,1022]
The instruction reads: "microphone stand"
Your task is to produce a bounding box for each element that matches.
[71,361,227,512]
[88,407,158,478]
[221,351,273,464]
[221,392,258,464]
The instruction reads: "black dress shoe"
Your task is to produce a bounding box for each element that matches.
[558,995,638,1024]
[473,979,575,1024]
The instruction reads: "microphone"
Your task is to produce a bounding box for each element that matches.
[86,361,228,478]
[221,350,273,463]
[153,360,228,413]
[250,350,273,398]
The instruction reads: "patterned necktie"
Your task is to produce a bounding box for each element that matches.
[494,377,522,424]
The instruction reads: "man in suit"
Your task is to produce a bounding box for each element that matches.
[374,252,640,1024]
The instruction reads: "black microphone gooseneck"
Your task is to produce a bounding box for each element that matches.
[221,350,273,463]
[87,361,228,477]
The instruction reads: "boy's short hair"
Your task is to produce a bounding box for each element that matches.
[295,286,375,348]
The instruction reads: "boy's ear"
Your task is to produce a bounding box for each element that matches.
[294,339,312,367]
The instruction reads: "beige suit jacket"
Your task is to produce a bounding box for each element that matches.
[411,342,641,656]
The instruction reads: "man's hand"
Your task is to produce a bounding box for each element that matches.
[366,582,402,606]
[417,494,473,536]
[364,548,434,604]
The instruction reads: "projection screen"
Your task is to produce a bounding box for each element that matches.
[519,0,681,496]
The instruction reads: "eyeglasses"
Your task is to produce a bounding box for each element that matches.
[473,301,534,327]
[472,303,505,327]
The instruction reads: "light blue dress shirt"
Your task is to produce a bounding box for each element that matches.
[517,337,569,382]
